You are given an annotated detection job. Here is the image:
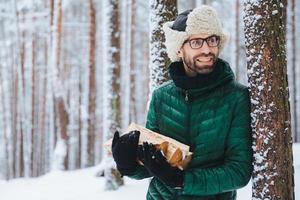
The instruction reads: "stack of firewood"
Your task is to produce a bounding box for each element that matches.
[104,123,193,170]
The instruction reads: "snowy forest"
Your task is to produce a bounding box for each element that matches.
[0,0,299,199]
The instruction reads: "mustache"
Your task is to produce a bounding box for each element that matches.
[194,53,216,60]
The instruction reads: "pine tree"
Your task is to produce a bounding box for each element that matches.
[149,0,177,94]
[290,0,298,142]
[51,0,68,171]
[178,0,196,12]
[234,0,240,81]
[129,0,137,123]
[102,0,123,190]
[87,0,97,166]
[244,1,295,199]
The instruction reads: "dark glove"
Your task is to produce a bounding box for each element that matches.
[112,130,140,176]
[137,142,184,188]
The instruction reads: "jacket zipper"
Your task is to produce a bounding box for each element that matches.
[184,90,193,151]
[174,90,193,200]
[185,90,189,101]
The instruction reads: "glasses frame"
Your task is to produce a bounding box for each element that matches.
[184,35,221,49]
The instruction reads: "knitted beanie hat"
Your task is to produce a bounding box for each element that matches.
[163,5,228,62]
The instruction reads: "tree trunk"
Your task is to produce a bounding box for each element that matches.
[87,0,97,166]
[235,0,240,81]
[51,0,68,171]
[129,0,137,123]
[40,38,48,175]
[149,0,177,95]
[13,0,25,179]
[244,1,295,199]
[178,0,196,12]
[290,0,298,142]
[31,35,37,176]
[202,0,210,5]
[103,0,123,190]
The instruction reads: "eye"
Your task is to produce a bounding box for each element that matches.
[208,36,217,43]
[190,39,203,47]
[207,35,220,46]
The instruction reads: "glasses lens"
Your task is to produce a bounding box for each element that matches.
[190,39,204,49]
[207,36,220,47]
[187,36,220,49]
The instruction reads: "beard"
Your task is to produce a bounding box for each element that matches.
[182,52,218,75]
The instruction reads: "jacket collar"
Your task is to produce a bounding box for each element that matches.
[169,58,234,96]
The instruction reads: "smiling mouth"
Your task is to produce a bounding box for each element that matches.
[196,57,213,62]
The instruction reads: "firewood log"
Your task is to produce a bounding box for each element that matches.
[103,123,193,170]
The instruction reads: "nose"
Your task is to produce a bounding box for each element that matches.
[199,41,211,54]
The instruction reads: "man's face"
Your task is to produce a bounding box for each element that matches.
[177,34,220,77]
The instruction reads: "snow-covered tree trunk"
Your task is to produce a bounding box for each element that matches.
[46,0,56,173]
[0,25,13,179]
[0,71,5,179]
[87,0,97,166]
[234,0,240,81]
[94,0,104,165]
[51,0,68,171]
[296,0,300,143]
[129,0,137,123]
[289,0,298,142]
[202,0,210,5]
[149,0,177,95]
[135,0,150,126]
[178,0,196,12]
[244,1,295,199]
[40,34,49,174]
[102,0,123,190]
[31,32,37,177]
[79,3,92,168]
[19,7,34,178]
[12,0,24,179]
[120,0,129,130]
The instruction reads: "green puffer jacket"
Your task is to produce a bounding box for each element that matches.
[129,59,253,200]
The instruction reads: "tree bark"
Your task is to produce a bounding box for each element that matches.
[235,0,240,81]
[178,0,196,12]
[149,0,177,95]
[87,0,97,166]
[130,0,137,123]
[290,0,298,142]
[103,0,123,190]
[52,0,68,170]
[203,0,210,5]
[244,1,295,199]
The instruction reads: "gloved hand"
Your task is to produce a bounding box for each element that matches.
[112,130,140,176]
[137,142,184,188]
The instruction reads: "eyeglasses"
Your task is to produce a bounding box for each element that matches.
[184,35,220,49]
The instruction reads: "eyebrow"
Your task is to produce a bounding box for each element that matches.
[189,35,217,40]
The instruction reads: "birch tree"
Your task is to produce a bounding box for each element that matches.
[244,1,295,199]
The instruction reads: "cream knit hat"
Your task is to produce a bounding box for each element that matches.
[163,5,228,62]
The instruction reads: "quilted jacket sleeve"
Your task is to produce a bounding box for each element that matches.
[182,88,253,196]
[128,90,160,180]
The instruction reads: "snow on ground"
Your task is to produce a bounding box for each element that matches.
[0,143,299,200]
[0,168,148,200]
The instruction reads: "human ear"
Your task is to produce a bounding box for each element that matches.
[176,49,183,58]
